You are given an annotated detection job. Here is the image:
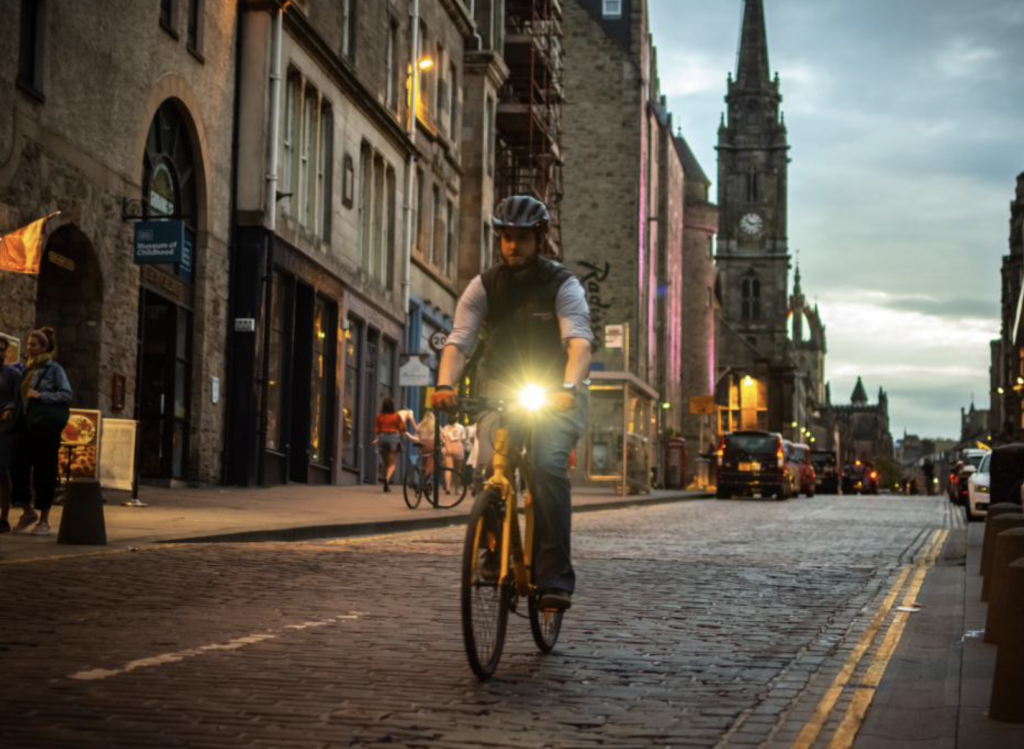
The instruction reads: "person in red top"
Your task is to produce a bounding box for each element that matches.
[374,398,404,492]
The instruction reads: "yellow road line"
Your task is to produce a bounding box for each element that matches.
[823,529,949,749]
[791,529,943,749]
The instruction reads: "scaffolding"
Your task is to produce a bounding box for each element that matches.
[496,0,565,256]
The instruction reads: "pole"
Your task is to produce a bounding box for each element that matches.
[402,0,421,316]
[123,420,147,507]
[433,406,442,508]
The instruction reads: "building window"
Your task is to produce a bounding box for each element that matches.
[741,275,761,321]
[18,0,45,97]
[434,43,445,123]
[386,18,398,112]
[318,103,333,241]
[282,73,298,215]
[341,0,356,60]
[300,88,319,228]
[266,272,287,452]
[159,0,177,36]
[431,184,442,267]
[342,317,363,469]
[310,297,334,466]
[187,0,204,56]
[484,95,495,176]
[415,167,425,253]
[417,21,430,118]
[445,199,456,278]
[482,221,492,271]
[358,143,396,288]
[602,0,622,18]
[448,61,459,140]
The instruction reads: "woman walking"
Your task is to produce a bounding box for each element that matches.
[11,327,72,536]
[440,418,467,494]
[374,398,404,492]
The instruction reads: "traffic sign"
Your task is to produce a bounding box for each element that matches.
[429,331,448,352]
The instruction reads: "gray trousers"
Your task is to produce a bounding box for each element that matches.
[474,392,588,593]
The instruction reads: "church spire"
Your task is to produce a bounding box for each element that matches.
[736,0,772,90]
[793,263,803,296]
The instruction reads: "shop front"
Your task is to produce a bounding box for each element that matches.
[574,372,658,495]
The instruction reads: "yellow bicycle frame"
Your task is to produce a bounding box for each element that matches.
[484,425,535,598]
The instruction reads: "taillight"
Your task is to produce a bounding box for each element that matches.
[716,439,725,467]
[777,442,785,469]
[870,471,878,480]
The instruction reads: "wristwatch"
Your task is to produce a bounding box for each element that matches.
[562,383,578,395]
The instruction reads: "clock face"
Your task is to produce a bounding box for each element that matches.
[740,213,764,236]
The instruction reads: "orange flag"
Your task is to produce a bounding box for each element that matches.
[0,212,60,274]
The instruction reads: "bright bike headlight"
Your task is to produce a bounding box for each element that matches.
[518,384,547,412]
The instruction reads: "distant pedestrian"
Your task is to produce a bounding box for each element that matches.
[374,397,404,492]
[0,336,24,534]
[11,327,72,536]
[416,410,437,479]
[441,418,467,494]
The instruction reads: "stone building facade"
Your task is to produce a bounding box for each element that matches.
[0,0,238,484]
[229,0,475,486]
[992,171,1024,442]
[827,378,894,464]
[678,136,719,454]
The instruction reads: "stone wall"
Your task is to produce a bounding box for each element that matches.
[0,0,238,484]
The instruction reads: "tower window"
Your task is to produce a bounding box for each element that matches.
[603,0,622,18]
[741,275,761,321]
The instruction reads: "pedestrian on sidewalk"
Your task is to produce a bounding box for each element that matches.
[374,398,404,492]
[440,417,467,494]
[416,410,436,480]
[0,336,24,534]
[11,327,72,536]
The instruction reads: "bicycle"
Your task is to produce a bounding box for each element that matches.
[403,440,470,510]
[460,387,564,681]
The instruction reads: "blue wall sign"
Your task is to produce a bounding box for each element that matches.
[134,221,185,266]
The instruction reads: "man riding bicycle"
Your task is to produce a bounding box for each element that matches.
[431,195,592,611]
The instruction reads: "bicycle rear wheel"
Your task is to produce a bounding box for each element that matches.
[528,592,564,653]
[403,466,423,509]
[461,489,510,680]
[434,466,470,509]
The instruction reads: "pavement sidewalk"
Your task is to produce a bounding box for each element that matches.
[0,482,710,564]
[854,513,1024,749]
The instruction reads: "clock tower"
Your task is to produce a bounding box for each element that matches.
[716,0,790,360]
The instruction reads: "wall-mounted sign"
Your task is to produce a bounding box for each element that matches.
[399,355,432,387]
[429,331,448,352]
[111,373,126,412]
[689,395,717,416]
[134,220,190,271]
[234,318,256,333]
[605,324,625,349]
[48,251,75,272]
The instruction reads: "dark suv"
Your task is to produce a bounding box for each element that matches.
[716,431,793,500]
[811,450,840,494]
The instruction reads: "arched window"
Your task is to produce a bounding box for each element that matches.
[741,274,761,321]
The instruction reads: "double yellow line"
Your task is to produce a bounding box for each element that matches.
[791,528,949,749]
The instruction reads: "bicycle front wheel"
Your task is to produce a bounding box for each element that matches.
[434,466,470,509]
[461,489,510,681]
[403,466,423,510]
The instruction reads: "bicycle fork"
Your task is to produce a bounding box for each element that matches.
[489,427,531,598]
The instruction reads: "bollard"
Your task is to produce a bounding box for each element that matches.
[984,528,1024,643]
[983,515,1024,600]
[57,481,107,545]
[990,559,1024,723]
[980,503,1024,575]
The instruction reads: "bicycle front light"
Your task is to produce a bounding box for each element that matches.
[518,384,547,412]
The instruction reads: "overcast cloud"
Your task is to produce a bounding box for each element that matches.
[649,0,1024,439]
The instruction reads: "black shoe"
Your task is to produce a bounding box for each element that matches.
[383,481,391,493]
[0,519,9,533]
[538,589,572,611]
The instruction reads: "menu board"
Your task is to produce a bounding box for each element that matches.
[0,333,19,366]
[59,409,102,482]
[99,419,137,492]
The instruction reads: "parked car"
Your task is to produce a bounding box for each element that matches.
[841,460,879,495]
[810,450,840,494]
[716,431,796,500]
[953,449,987,507]
[967,451,991,522]
[785,441,816,497]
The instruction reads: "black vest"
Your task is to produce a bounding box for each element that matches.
[479,257,573,390]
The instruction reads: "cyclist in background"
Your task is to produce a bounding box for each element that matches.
[431,195,592,611]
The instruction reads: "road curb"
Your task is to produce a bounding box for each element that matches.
[162,491,714,545]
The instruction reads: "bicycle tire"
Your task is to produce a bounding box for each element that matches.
[461,489,510,681]
[403,466,423,510]
[434,466,470,509]
[528,593,564,654]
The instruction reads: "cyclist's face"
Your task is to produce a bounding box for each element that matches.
[499,228,537,267]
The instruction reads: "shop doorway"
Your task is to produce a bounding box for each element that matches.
[34,224,103,408]
[136,288,192,482]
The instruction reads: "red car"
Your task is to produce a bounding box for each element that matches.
[786,441,817,497]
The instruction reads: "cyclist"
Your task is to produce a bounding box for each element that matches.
[432,195,592,611]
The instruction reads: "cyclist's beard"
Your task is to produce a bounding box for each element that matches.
[501,252,540,281]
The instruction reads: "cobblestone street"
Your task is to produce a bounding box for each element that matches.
[0,495,960,748]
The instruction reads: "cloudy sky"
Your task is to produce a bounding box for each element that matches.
[648,0,1024,439]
